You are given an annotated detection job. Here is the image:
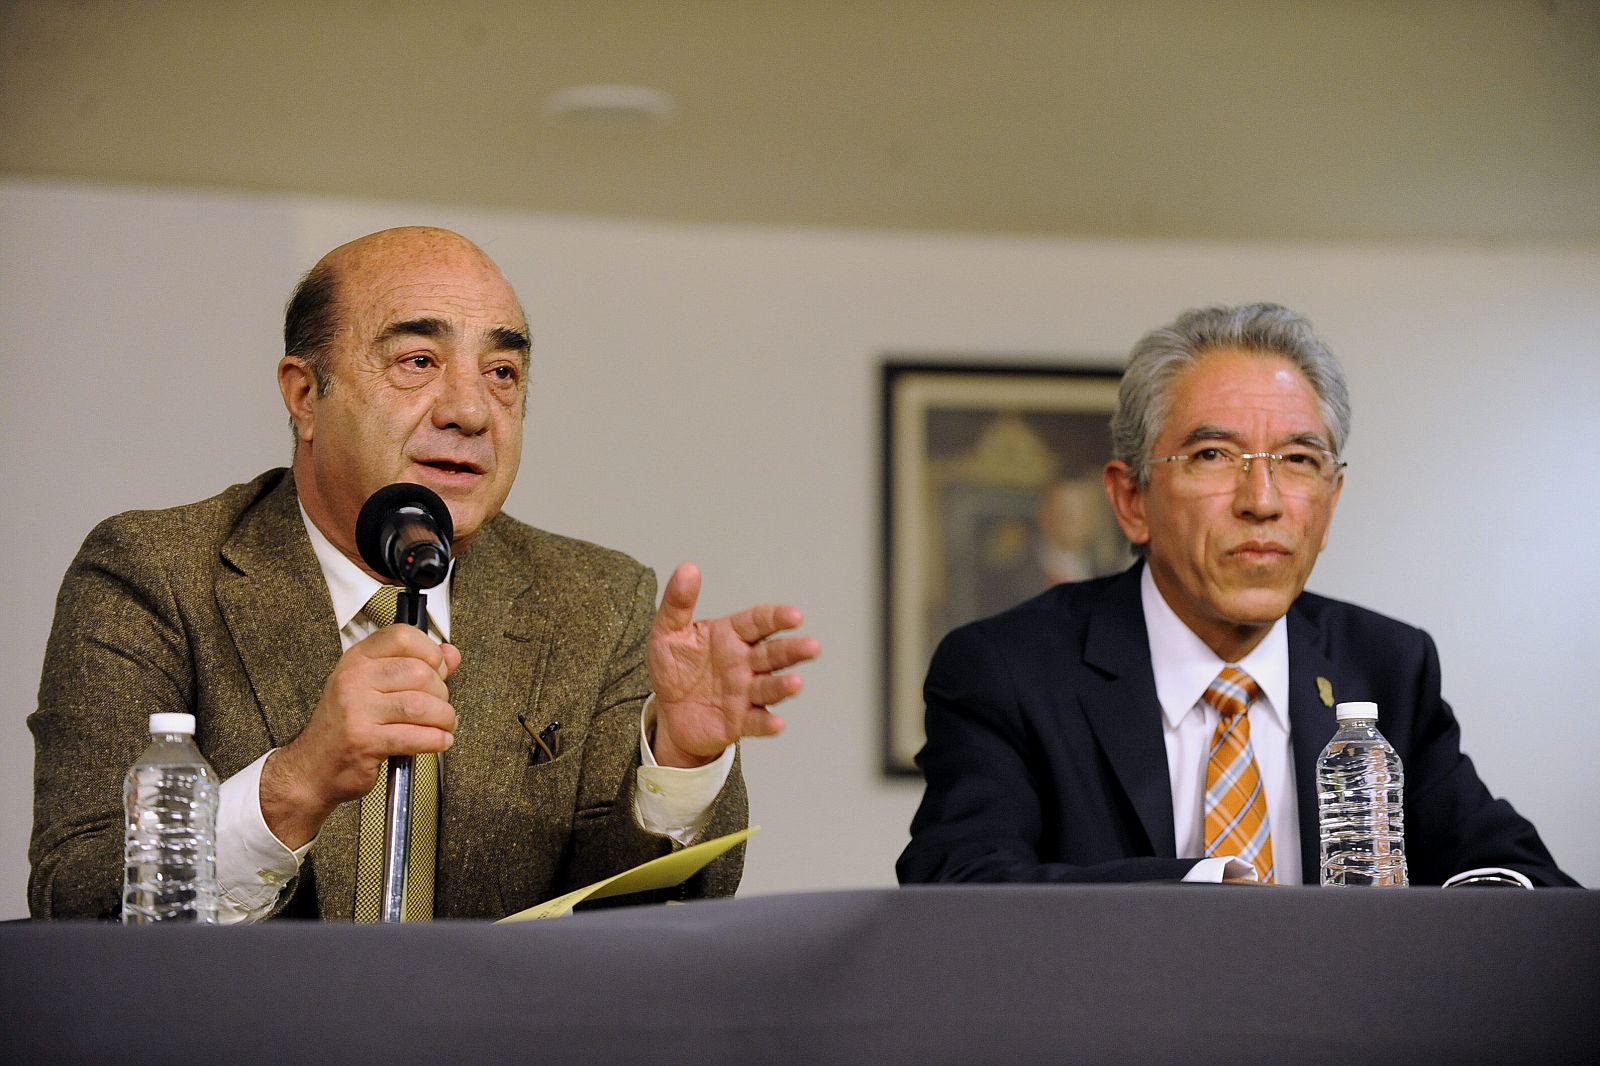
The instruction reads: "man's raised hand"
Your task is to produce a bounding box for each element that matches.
[646,563,820,768]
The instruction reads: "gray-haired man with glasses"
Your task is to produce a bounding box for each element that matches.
[899,303,1574,888]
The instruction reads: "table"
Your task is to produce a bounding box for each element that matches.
[2,885,1595,1064]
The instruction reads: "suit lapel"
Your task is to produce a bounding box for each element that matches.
[216,472,340,746]
[215,471,352,916]
[1078,565,1177,858]
[436,517,550,916]
[1286,602,1339,883]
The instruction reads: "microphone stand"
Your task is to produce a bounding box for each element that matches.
[379,587,430,924]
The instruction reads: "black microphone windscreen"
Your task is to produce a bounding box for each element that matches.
[355,483,454,588]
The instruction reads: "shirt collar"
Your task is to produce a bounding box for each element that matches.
[298,500,453,640]
[1140,564,1288,733]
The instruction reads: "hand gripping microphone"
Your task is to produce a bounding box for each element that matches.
[352,482,454,923]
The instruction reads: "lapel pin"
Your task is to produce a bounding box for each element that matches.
[1317,677,1335,708]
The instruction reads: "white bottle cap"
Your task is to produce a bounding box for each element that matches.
[1334,701,1379,722]
[149,712,196,735]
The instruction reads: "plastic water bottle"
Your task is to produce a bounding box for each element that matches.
[122,712,219,923]
[1316,701,1407,887]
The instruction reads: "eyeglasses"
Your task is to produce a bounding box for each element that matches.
[517,714,563,765]
[1150,445,1346,496]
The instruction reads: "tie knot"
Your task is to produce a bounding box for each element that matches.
[363,586,403,628]
[1203,665,1261,720]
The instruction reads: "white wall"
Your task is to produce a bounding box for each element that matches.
[2,179,1595,918]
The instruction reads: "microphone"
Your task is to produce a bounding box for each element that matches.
[355,483,454,590]
[352,483,454,924]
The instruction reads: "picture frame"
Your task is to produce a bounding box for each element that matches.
[882,361,1128,776]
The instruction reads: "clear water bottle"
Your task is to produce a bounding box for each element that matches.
[122,712,219,923]
[1317,701,1407,887]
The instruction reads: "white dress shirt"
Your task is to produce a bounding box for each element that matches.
[1141,566,1301,885]
[212,504,732,922]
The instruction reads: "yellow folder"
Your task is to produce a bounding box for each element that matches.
[496,827,756,923]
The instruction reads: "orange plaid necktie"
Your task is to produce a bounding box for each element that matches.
[1202,666,1275,883]
[353,586,439,922]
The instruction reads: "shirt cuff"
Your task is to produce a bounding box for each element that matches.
[1183,856,1256,883]
[215,751,312,924]
[1443,867,1534,889]
[635,695,735,846]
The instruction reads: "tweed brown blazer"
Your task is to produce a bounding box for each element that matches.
[29,468,747,920]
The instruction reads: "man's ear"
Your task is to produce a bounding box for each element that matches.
[278,356,317,444]
[1103,460,1151,548]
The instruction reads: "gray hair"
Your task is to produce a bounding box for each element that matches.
[1110,303,1351,487]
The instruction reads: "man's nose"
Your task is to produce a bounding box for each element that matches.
[1233,456,1283,519]
[432,362,490,433]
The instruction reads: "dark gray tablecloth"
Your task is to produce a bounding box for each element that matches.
[2,885,1595,1064]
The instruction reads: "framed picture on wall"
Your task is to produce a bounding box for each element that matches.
[882,361,1129,776]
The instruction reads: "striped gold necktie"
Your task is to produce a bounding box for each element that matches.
[353,586,439,922]
[1201,666,1275,883]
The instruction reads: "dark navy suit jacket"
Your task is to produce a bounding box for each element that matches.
[898,563,1575,887]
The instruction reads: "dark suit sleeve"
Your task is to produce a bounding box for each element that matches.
[28,516,194,920]
[898,624,1199,885]
[558,566,747,902]
[1399,632,1577,887]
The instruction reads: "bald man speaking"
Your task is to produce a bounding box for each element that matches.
[29,228,818,921]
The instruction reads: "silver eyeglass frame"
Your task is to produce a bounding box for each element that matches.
[1149,446,1348,486]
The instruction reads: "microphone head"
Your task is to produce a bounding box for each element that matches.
[355,483,454,588]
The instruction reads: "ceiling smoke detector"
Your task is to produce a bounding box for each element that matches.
[543,84,677,124]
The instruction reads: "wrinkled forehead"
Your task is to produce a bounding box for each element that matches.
[1162,347,1329,442]
[326,229,527,338]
